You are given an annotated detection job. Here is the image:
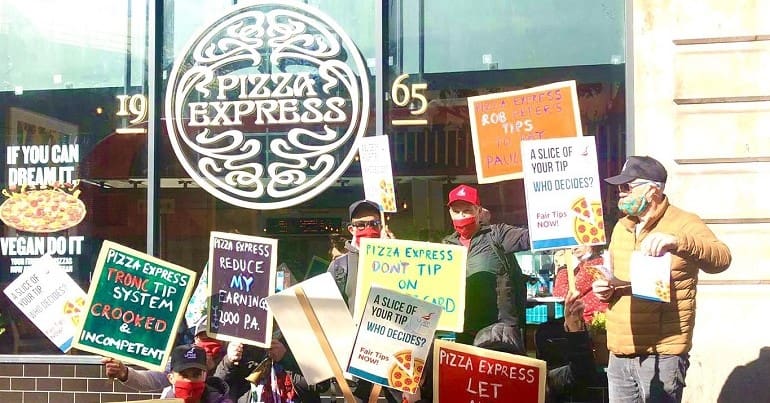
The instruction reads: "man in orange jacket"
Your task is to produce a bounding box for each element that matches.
[592,156,731,403]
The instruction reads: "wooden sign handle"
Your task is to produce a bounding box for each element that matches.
[294,287,357,403]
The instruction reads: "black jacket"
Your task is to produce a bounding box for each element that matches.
[442,223,530,344]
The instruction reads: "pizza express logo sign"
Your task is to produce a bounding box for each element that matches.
[165,0,369,209]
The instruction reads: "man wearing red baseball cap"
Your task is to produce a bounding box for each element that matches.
[442,184,530,346]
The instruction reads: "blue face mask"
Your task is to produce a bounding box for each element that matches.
[618,193,649,216]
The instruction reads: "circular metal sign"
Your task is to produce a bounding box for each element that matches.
[165,0,369,209]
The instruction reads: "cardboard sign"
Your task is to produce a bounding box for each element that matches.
[359,135,397,212]
[266,272,357,385]
[468,80,582,183]
[521,136,606,251]
[348,286,441,393]
[355,238,467,332]
[73,241,195,371]
[433,339,547,403]
[3,255,87,352]
[207,231,277,347]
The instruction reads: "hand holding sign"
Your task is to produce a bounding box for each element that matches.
[73,241,196,371]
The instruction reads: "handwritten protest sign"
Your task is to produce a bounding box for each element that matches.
[468,80,582,183]
[3,254,87,352]
[73,241,195,371]
[355,238,466,332]
[348,286,441,393]
[359,135,397,212]
[521,136,606,251]
[266,273,357,385]
[207,231,277,347]
[433,339,547,403]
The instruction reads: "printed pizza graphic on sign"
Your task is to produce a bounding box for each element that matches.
[0,183,86,233]
[388,350,425,393]
[379,179,396,211]
[63,296,86,326]
[571,197,606,245]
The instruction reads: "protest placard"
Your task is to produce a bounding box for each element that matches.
[348,286,441,394]
[359,135,397,212]
[355,238,466,332]
[467,80,582,183]
[3,254,87,352]
[185,263,209,327]
[207,231,277,347]
[433,339,547,403]
[266,272,357,386]
[521,136,606,251]
[73,241,195,371]
[305,255,330,281]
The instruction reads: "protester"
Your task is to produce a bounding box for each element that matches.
[415,290,597,403]
[327,199,393,309]
[103,316,225,394]
[215,329,326,403]
[166,344,232,402]
[441,184,530,345]
[552,245,608,325]
[593,155,731,402]
[326,199,398,403]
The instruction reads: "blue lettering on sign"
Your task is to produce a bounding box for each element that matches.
[230,274,254,292]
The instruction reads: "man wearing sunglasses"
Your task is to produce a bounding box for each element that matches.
[327,199,393,309]
[593,155,731,403]
[326,199,397,403]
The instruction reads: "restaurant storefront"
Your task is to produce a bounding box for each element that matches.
[0,0,626,400]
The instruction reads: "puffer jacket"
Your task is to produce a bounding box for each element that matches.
[606,196,731,355]
[443,223,529,344]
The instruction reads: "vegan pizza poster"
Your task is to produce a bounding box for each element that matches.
[521,136,606,251]
[348,286,441,394]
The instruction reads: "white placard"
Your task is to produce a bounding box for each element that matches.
[630,252,672,302]
[348,286,441,393]
[521,137,606,251]
[358,135,397,212]
[3,254,87,352]
[265,272,357,384]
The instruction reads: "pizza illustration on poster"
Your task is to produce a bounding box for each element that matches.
[1,107,86,277]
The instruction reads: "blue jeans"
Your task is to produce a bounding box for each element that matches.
[607,352,690,403]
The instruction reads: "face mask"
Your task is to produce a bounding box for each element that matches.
[174,380,206,402]
[195,339,222,360]
[453,216,478,239]
[354,227,381,246]
[618,193,649,216]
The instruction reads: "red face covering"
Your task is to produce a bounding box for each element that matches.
[196,339,222,360]
[453,216,478,240]
[174,379,206,402]
[354,227,381,246]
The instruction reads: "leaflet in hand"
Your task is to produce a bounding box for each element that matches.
[630,252,672,303]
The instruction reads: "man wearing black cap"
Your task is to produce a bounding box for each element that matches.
[593,155,731,403]
[327,199,393,308]
[166,344,232,402]
[326,199,397,403]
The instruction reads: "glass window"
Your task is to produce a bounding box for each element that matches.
[0,0,150,354]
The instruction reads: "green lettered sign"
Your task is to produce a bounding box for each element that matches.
[72,241,196,371]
